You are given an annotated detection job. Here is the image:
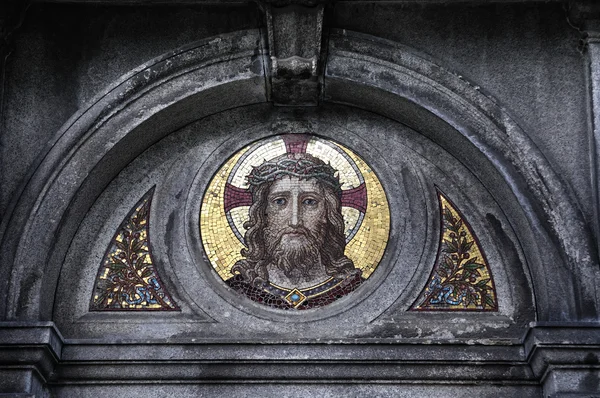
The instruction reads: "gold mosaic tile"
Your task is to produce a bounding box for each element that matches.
[200,135,390,299]
[90,188,178,311]
[411,189,498,311]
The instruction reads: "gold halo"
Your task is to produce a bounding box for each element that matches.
[200,135,390,281]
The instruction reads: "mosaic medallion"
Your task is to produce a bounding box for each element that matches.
[200,134,390,310]
[411,189,498,311]
[90,188,178,311]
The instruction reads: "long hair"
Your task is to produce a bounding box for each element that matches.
[231,179,358,286]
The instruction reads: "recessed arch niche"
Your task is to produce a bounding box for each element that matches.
[1,29,595,341]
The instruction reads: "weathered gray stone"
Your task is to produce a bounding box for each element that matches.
[0,1,599,396]
[263,2,325,105]
[0,29,268,322]
[577,2,600,267]
[332,2,595,231]
[0,323,61,397]
[0,2,261,220]
[324,29,599,322]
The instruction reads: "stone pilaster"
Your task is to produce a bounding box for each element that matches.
[526,323,600,398]
[0,322,62,397]
[570,1,600,257]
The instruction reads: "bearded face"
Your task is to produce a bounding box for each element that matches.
[231,159,358,288]
[263,177,328,279]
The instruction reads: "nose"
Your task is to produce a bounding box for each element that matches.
[289,196,300,227]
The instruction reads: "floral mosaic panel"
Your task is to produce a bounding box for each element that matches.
[90,188,178,311]
[200,134,390,310]
[411,189,498,311]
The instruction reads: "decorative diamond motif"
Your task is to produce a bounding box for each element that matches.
[285,288,307,308]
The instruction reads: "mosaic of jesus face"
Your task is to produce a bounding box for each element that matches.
[231,153,359,289]
[264,177,328,287]
[200,134,390,309]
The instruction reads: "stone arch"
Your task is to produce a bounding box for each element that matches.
[0,28,596,326]
[323,29,599,321]
[0,29,268,320]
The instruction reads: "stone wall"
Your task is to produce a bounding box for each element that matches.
[0,1,599,397]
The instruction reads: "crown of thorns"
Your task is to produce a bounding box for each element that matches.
[247,157,342,194]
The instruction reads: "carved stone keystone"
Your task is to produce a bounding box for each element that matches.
[261,1,327,106]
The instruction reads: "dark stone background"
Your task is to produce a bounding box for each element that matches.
[0,1,598,396]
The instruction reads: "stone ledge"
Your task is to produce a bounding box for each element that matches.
[523,323,600,396]
[0,323,62,396]
[0,322,62,379]
[1,322,599,394]
[51,361,537,385]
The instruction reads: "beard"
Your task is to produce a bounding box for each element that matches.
[264,224,326,280]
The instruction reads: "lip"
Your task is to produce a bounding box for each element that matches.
[283,231,305,237]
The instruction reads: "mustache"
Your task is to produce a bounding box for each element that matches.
[273,226,313,240]
[265,225,318,257]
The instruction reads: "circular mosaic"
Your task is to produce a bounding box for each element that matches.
[200,134,390,310]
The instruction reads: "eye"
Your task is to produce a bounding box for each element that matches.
[273,197,287,206]
[302,198,318,206]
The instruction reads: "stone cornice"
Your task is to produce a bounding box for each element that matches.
[0,322,63,381]
[523,323,600,380]
[1,322,599,388]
